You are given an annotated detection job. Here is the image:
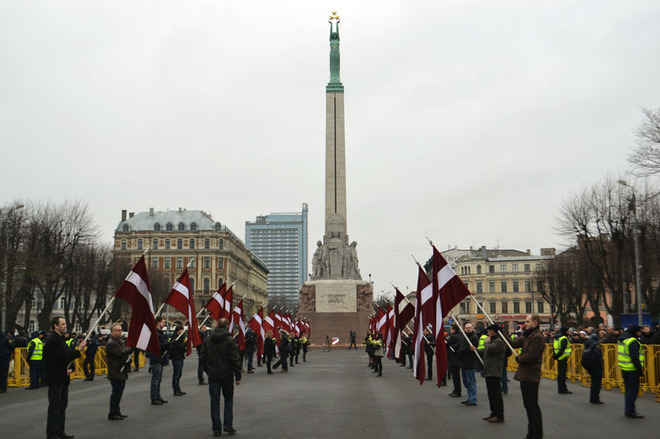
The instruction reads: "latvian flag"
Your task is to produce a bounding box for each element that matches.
[164,268,202,355]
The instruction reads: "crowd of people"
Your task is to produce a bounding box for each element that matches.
[362,315,659,439]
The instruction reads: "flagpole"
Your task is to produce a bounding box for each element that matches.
[448,311,484,366]
[83,297,116,343]
[467,295,518,356]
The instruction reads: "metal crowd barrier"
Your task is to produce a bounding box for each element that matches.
[506,343,660,396]
[8,347,146,387]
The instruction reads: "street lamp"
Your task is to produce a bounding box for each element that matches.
[1,203,25,332]
[617,180,643,326]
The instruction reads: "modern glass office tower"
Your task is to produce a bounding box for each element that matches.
[245,203,309,309]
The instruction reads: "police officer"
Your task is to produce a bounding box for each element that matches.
[618,324,645,418]
[26,331,45,389]
[552,326,572,394]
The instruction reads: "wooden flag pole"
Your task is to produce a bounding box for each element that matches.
[467,295,518,357]
[448,311,484,366]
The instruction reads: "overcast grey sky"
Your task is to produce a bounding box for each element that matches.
[2,1,659,298]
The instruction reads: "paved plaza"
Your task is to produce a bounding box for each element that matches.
[0,349,657,438]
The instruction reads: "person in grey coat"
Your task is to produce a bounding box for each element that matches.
[481,324,507,423]
[105,324,134,420]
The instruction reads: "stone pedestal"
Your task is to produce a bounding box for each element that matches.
[298,280,373,344]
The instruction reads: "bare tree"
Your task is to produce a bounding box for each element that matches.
[629,107,660,177]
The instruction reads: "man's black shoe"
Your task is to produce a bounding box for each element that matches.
[174,391,186,396]
[464,402,477,406]
[558,390,573,394]
[223,427,237,434]
[108,414,124,420]
[59,434,75,439]
[119,414,128,418]
[83,378,93,382]
[199,380,205,385]
[624,412,644,419]
[590,401,604,404]
[157,397,168,403]
[151,399,163,405]
[449,393,461,397]
[461,400,469,404]
[213,430,222,436]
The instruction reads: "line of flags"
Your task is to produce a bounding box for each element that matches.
[113,255,311,359]
[370,243,471,388]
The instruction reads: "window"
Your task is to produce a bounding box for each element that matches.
[190,278,195,293]
[177,238,183,249]
[218,278,224,289]
[489,265,495,274]
[525,280,531,292]
[460,302,468,314]
[501,302,508,313]
[137,239,143,250]
[524,264,530,273]
[500,265,506,273]
[476,265,482,274]
[512,264,518,273]
[501,281,508,293]
[154,223,161,232]
[191,222,197,231]
[537,301,544,313]
[513,280,519,293]
[122,224,129,232]
[152,257,159,269]
[489,281,496,293]
[189,258,196,268]
[178,222,185,231]
[525,301,533,313]
[203,278,210,294]
[535,263,542,272]
[513,302,520,313]
[218,239,224,249]
[153,238,159,250]
[121,240,127,250]
[476,281,483,294]
[165,239,170,249]
[204,257,211,269]
[536,281,544,293]
[490,302,497,314]
[164,258,171,269]
[176,257,183,269]
[166,222,173,231]
[218,258,224,269]
[204,238,210,249]
[189,239,195,249]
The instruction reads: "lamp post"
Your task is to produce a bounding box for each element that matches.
[617,180,643,326]
[0,203,25,332]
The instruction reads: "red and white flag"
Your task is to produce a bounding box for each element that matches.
[205,283,227,321]
[164,268,202,356]
[385,304,395,359]
[114,256,160,356]
[432,244,470,387]
[265,310,280,352]
[223,285,234,320]
[232,299,246,350]
[375,308,387,338]
[248,309,265,358]
[412,264,433,385]
[393,288,415,361]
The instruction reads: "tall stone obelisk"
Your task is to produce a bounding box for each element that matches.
[298,13,373,344]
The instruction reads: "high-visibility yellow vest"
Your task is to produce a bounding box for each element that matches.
[553,335,572,360]
[478,334,487,351]
[618,337,645,371]
[28,337,44,361]
[65,339,73,348]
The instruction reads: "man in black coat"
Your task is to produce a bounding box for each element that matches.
[105,324,133,420]
[447,325,462,397]
[0,330,15,393]
[457,323,479,406]
[82,333,98,381]
[200,318,242,436]
[43,316,86,439]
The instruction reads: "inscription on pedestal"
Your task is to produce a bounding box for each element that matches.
[315,282,357,313]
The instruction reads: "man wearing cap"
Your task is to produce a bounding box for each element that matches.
[618,324,645,418]
[26,330,45,389]
[552,326,572,394]
[481,324,506,423]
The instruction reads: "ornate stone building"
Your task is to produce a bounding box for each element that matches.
[113,208,268,318]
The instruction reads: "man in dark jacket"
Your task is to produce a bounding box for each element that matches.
[423,328,435,381]
[582,333,603,404]
[245,328,257,373]
[510,314,545,439]
[169,325,187,396]
[0,330,15,393]
[457,323,479,406]
[481,325,506,423]
[82,333,98,381]
[200,318,242,436]
[447,325,462,398]
[264,330,276,374]
[618,325,645,418]
[149,317,171,405]
[43,316,86,439]
[106,324,133,420]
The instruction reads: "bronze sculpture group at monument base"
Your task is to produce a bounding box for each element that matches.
[298,280,373,345]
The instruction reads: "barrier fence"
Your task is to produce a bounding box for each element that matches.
[7,347,145,388]
[506,343,660,396]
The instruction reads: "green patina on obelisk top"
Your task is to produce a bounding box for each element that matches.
[327,11,344,93]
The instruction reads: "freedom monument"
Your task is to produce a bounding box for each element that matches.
[298,13,373,344]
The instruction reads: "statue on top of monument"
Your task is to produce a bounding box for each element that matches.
[312,241,323,278]
[328,11,341,86]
